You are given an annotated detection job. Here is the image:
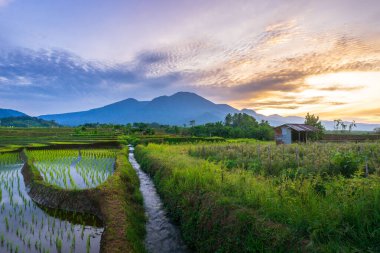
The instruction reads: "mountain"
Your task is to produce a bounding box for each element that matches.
[38,92,380,131]
[0,116,60,128]
[0,109,27,119]
[241,109,305,126]
[40,92,239,126]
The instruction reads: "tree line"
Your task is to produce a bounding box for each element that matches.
[186,113,274,140]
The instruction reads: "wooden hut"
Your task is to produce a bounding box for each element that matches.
[274,124,318,144]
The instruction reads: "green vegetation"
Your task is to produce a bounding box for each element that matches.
[0,127,120,152]
[0,144,145,253]
[0,152,103,253]
[133,136,225,145]
[99,148,146,253]
[135,142,380,252]
[187,113,274,140]
[304,113,325,140]
[23,147,146,253]
[0,116,60,128]
[27,149,117,189]
[189,142,380,177]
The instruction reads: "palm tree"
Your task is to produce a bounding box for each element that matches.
[341,122,347,132]
[334,119,342,132]
[349,120,356,132]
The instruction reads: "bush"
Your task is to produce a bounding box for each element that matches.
[331,151,362,178]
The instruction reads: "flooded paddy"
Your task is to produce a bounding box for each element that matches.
[28,149,116,189]
[0,152,104,253]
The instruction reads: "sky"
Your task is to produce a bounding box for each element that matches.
[0,0,379,123]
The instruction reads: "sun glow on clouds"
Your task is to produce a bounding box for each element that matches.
[254,72,380,123]
[0,0,379,122]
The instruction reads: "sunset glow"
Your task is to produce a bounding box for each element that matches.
[0,0,379,124]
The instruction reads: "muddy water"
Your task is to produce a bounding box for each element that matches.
[128,146,190,253]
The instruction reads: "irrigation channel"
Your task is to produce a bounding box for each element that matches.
[128,146,190,253]
[0,160,103,253]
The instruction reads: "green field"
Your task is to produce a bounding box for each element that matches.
[0,127,121,152]
[0,137,145,253]
[135,141,380,252]
[1,126,380,252]
[27,149,117,189]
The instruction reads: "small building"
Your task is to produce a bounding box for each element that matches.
[274,124,318,144]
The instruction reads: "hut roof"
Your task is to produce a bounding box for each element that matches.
[275,124,318,132]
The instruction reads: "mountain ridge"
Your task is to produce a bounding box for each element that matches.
[3,92,379,131]
[0,109,27,119]
[39,92,239,126]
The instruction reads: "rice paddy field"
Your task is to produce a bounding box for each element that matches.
[27,149,117,189]
[135,141,380,252]
[0,152,103,253]
[0,127,120,152]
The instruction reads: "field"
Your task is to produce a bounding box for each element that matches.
[0,152,103,253]
[27,149,117,189]
[0,127,120,152]
[135,141,380,252]
[2,126,380,252]
[0,144,146,253]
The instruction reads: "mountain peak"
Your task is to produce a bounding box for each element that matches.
[171,91,200,97]
[122,98,139,103]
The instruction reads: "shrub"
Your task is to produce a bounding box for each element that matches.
[331,151,362,178]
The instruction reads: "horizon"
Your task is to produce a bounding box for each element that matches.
[0,0,379,123]
[2,91,378,128]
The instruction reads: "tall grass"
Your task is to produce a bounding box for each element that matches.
[135,143,380,252]
[189,142,380,177]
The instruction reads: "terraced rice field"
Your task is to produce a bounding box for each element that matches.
[27,149,117,189]
[0,152,103,253]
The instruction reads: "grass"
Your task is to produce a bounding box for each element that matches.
[135,142,380,252]
[99,148,146,253]
[188,142,380,177]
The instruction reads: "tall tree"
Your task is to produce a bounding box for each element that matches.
[348,120,356,132]
[224,113,232,126]
[334,119,342,131]
[305,113,325,140]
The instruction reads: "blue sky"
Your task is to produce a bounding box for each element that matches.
[0,0,379,123]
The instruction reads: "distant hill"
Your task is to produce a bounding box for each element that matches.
[0,116,60,128]
[40,92,239,126]
[0,109,27,118]
[38,92,380,131]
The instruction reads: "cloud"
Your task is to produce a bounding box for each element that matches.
[317,85,364,91]
[1,11,379,119]
[0,47,191,113]
[0,0,12,8]
[229,71,304,96]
